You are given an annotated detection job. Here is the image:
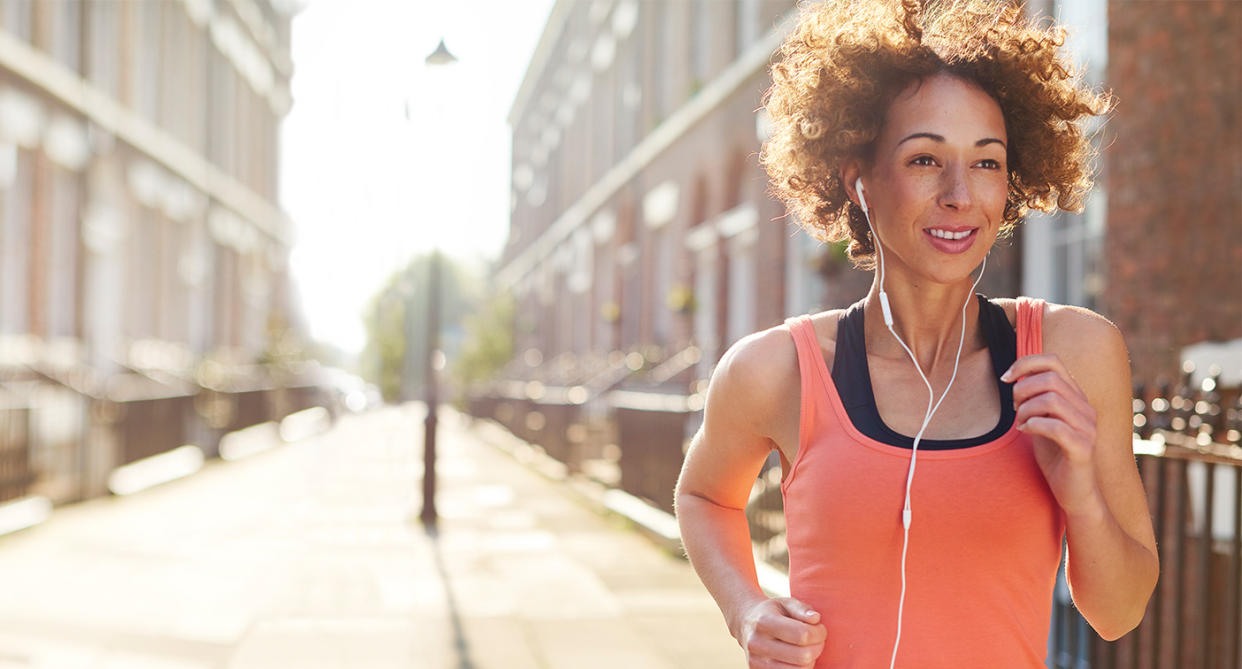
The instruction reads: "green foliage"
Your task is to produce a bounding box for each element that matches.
[256,311,309,368]
[359,253,481,403]
[452,290,515,393]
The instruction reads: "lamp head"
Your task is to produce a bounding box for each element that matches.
[425,39,457,66]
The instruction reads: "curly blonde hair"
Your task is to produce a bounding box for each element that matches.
[760,0,1112,267]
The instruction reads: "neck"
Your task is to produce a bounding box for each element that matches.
[864,272,983,374]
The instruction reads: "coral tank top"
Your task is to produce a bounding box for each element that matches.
[781,297,1062,668]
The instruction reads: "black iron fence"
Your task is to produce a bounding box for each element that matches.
[0,401,31,505]
[1048,438,1242,669]
[469,382,700,514]
[1047,368,1242,669]
[0,362,332,511]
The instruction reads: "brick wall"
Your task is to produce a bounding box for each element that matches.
[1104,0,1242,385]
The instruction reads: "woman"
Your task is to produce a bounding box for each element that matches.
[673,1,1158,667]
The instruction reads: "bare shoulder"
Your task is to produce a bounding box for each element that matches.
[706,310,844,437]
[993,298,1128,372]
[1039,301,1131,389]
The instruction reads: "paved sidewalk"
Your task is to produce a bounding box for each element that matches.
[0,404,742,668]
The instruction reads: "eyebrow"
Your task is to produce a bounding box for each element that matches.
[897,132,1007,149]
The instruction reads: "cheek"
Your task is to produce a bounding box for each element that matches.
[982,178,1009,220]
[885,178,936,214]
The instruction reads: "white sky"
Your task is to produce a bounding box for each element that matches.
[280,0,556,355]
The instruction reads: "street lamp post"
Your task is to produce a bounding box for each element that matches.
[419,38,456,529]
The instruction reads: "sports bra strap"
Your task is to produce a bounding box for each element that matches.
[1015,297,1046,358]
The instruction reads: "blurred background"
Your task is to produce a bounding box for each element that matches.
[0,1,1236,668]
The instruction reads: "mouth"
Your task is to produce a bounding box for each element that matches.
[922,227,979,254]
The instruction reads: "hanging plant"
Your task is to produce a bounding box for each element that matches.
[600,301,621,323]
[666,284,696,315]
[813,238,852,278]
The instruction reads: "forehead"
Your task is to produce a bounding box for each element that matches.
[880,73,1007,145]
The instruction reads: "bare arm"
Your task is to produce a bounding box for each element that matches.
[675,328,826,667]
[1007,306,1159,640]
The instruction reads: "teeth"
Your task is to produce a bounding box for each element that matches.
[928,229,973,240]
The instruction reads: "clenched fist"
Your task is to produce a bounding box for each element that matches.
[737,597,827,668]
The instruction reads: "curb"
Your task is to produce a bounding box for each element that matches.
[0,495,51,537]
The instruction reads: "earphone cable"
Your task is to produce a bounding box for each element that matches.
[857,183,987,668]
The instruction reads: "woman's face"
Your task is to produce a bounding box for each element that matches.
[853,72,1009,285]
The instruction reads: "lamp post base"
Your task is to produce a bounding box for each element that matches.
[421,408,438,528]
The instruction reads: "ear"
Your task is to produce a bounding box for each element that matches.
[840,160,863,208]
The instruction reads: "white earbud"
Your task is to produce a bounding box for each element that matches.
[856,175,989,669]
[857,178,895,328]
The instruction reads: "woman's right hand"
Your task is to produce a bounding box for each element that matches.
[736,597,827,668]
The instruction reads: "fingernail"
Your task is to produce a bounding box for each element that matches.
[1000,370,1013,382]
[1016,422,1027,431]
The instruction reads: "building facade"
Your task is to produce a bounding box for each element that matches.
[0,0,310,508]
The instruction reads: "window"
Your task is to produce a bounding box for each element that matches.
[691,0,710,91]
[652,226,674,344]
[50,0,81,72]
[736,0,761,56]
[0,148,31,334]
[726,228,757,347]
[130,1,161,122]
[1021,0,1107,309]
[2,0,32,43]
[45,165,79,337]
[87,1,118,96]
[785,230,824,317]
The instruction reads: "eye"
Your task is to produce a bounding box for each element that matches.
[910,155,937,167]
[976,158,1003,170]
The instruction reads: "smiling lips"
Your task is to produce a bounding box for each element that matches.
[923,227,978,253]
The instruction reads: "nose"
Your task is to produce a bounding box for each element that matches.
[937,167,973,211]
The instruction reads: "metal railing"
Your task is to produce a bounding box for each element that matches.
[0,363,332,514]
[0,403,32,504]
[1049,437,1242,669]
[1048,366,1242,669]
[469,344,704,513]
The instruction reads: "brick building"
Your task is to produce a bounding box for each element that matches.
[0,0,314,508]
[1100,0,1241,385]
[1018,0,1241,387]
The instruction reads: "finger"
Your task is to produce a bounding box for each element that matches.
[1014,391,1095,433]
[775,597,821,625]
[744,636,822,667]
[760,614,826,647]
[1011,370,1088,408]
[1002,353,1079,389]
[1018,415,1080,445]
[1016,408,1081,446]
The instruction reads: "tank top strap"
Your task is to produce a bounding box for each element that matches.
[784,315,833,451]
[1015,297,1046,358]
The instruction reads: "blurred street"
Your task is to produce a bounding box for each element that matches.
[0,405,739,669]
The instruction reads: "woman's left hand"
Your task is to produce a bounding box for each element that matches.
[1003,353,1103,518]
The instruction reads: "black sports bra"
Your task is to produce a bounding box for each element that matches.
[830,294,1017,450]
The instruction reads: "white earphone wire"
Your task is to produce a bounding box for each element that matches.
[856,179,988,668]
